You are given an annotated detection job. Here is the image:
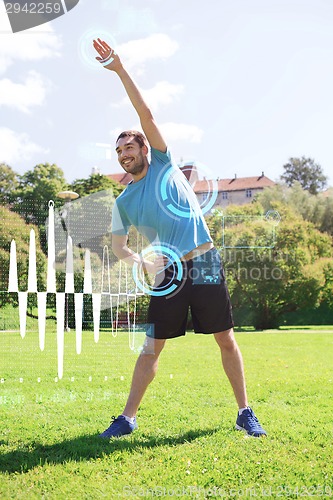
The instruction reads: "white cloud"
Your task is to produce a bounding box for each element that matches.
[159,122,204,143]
[0,127,48,164]
[0,71,49,113]
[142,81,184,111]
[118,34,179,71]
[0,25,61,74]
[113,80,184,111]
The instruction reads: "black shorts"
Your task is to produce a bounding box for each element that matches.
[146,247,234,339]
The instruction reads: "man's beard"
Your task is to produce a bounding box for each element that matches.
[129,160,145,175]
[123,151,146,175]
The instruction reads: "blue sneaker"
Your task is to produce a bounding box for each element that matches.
[99,415,137,438]
[235,407,267,437]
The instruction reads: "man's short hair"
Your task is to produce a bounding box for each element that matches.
[116,130,149,149]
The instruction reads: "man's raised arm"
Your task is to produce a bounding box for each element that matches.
[93,38,167,153]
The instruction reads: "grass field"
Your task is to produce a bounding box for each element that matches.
[0,323,333,499]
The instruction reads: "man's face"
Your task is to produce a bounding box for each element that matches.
[115,136,147,176]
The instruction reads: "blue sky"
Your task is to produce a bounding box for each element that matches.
[0,0,332,186]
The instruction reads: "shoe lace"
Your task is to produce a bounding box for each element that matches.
[244,409,260,428]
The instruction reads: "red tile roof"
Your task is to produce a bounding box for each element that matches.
[193,175,275,193]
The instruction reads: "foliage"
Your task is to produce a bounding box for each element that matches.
[0,165,125,323]
[69,173,124,198]
[0,206,47,306]
[14,163,68,225]
[208,202,333,329]
[256,182,333,236]
[318,193,333,235]
[12,163,68,252]
[207,202,264,245]
[0,163,19,205]
[318,258,333,309]
[280,156,328,195]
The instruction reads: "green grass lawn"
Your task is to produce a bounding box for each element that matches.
[0,324,333,499]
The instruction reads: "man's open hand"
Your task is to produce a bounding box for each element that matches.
[93,38,122,71]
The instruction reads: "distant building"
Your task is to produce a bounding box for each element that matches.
[194,172,275,208]
[107,163,275,210]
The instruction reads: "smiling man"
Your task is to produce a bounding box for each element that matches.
[93,38,266,439]
[116,131,149,179]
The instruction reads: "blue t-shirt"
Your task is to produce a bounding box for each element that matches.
[111,148,212,258]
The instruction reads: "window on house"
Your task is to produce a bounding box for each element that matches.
[246,189,252,198]
[222,191,228,200]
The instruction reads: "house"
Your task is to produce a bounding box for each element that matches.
[194,172,275,208]
[107,163,275,210]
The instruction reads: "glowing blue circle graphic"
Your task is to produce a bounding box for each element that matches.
[132,245,183,297]
[78,29,117,71]
[157,161,218,219]
[181,162,218,215]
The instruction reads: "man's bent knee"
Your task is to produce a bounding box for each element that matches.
[141,336,166,356]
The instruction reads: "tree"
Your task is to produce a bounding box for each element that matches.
[212,202,333,329]
[69,173,124,198]
[280,156,328,195]
[256,182,333,236]
[0,205,46,306]
[14,163,68,225]
[318,194,333,236]
[207,202,264,246]
[0,163,19,205]
[13,163,68,252]
[320,259,333,309]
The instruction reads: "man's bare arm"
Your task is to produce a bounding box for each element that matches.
[93,38,167,153]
